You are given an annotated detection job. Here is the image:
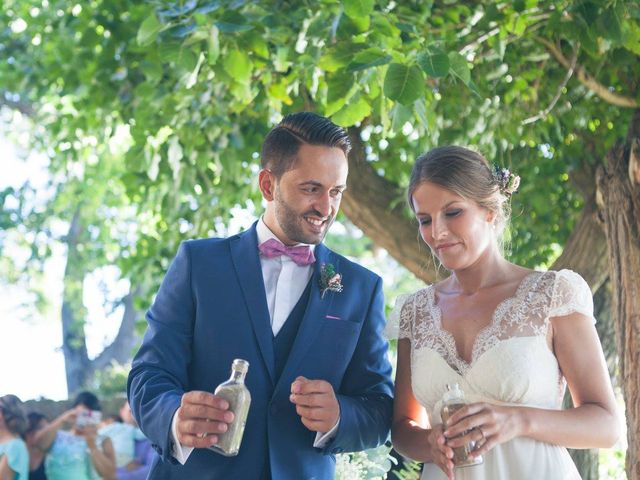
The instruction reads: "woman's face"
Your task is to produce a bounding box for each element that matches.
[411,181,496,270]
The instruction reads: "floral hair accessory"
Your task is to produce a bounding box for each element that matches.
[493,166,521,197]
[319,263,343,299]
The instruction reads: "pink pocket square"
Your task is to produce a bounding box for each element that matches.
[325,315,342,320]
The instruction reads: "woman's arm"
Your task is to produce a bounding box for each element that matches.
[391,339,454,477]
[445,311,621,456]
[32,408,77,452]
[85,433,116,480]
[0,454,16,480]
[530,311,620,447]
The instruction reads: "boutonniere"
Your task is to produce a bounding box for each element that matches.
[319,263,343,299]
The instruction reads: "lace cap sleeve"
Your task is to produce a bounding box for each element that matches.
[385,293,415,340]
[548,269,595,324]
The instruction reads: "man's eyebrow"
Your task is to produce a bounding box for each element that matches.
[299,180,347,190]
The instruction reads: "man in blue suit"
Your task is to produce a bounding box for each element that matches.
[127,112,393,479]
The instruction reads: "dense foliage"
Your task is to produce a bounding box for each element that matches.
[1,2,638,476]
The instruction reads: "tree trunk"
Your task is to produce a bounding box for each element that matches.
[61,207,91,395]
[342,128,443,285]
[92,288,141,371]
[61,207,141,395]
[596,110,640,480]
[550,197,608,292]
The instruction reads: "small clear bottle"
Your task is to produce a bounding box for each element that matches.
[440,383,483,468]
[208,359,251,457]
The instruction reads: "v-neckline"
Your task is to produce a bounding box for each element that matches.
[428,271,539,370]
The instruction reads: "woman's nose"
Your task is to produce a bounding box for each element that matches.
[432,219,448,240]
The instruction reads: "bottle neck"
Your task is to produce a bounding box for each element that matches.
[230,369,247,383]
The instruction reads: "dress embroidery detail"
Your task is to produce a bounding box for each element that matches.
[390,270,594,376]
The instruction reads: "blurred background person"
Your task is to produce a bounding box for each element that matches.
[24,412,49,480]
[111,400,152,480]
[33,391,115,480]
[0,394,29,480]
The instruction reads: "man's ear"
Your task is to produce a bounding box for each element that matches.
[259,169,275,201]
[486,209,497,224]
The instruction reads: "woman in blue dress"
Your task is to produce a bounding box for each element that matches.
[33,391,115,480]
[0,394,29,480]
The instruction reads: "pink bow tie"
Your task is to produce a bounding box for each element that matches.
[258,238,316,266]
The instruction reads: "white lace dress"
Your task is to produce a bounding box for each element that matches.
[388,269,594,480]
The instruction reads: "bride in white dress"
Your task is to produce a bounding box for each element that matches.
[388,146,620,480]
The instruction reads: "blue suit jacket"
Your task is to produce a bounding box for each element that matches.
[127,224,393,479]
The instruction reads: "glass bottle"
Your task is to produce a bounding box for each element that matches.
[439,383,483,468]
[208,359,251,457]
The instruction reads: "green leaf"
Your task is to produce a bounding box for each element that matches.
[390,103,413,133]
[215,21,253,33]
[168,21,197,39]
[159,0,197,19]
[383,63,425,105]
[622,21,640,55]
[273,46,291,73]
[327,72,355,104]
[347,48,392,72]
[207,25,220,65]
[466,79,482,98]
[215,11,253,33]
[247,34,269,59]
[417,50,449,77]
[137,14,162,46]
[139,67,160,89]
[318,44,366,72]
[223,50,253,84]
[158,42,182,63]
[343,0,374,19]
[177,48,198,72]
[598,5,623,44]
[324,72,356,116]
[331,95,372,126]
[185,52,205,89]
[267,81,293,105]
[195,0,222,14]
[448,52,471,85]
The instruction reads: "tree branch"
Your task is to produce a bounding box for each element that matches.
[523,43,579,125]
[538,38,639,108]
[0,91,35,116]
[341,127,440,284]
[91,287,141,372]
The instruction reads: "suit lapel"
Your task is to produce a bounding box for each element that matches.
[277,243,336,389]
[230,224,275,384]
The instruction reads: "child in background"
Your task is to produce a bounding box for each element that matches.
[99,399,153,480]
[98,411,136,469]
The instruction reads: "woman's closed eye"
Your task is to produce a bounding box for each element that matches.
[418,209,462,225]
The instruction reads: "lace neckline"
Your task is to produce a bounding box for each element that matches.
[427,271,541,371]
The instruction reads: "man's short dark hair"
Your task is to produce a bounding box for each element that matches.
[260,112,351,178]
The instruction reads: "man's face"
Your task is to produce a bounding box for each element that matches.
[261,144,348,245]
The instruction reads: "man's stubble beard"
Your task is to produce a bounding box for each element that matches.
[273,193,334,245]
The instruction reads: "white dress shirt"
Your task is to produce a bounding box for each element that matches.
[256,218,315,336]
[171,219,337,464]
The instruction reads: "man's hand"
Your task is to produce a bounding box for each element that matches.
[175,391,235,448]
[289,376,340,434]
